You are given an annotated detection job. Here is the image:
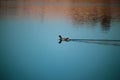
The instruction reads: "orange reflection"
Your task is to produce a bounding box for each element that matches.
[0,0,120,30]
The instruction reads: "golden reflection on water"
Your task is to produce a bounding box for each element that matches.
[0,0,120,31]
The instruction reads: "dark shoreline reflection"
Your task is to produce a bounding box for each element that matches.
[69,0,120,31]
[100,6,111,31]
[70,1,113,31]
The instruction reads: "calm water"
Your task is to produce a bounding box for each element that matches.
[0,0,120,80]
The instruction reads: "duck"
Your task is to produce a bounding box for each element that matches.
[58,35,70,44]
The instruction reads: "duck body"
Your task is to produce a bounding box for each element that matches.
[59,35,70,44]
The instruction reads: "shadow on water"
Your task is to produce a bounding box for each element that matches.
[69,39,120,46]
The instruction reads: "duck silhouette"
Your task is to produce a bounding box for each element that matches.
[58,35,70,44]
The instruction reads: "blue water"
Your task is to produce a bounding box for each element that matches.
[1,1,120,80]
[1,18,120,80]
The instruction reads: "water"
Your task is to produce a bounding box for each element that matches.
[0,0,120,80]
[68,39,120,46]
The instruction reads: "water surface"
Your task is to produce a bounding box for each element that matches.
[0,0,120,80]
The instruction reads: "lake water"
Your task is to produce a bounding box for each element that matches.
[0,0,120,80]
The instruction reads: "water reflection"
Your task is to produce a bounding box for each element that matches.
[100,0,111,31]
[70,0,113,31]
[70,7,98,25]
[0,0,120,31]
[0,1,18,17]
